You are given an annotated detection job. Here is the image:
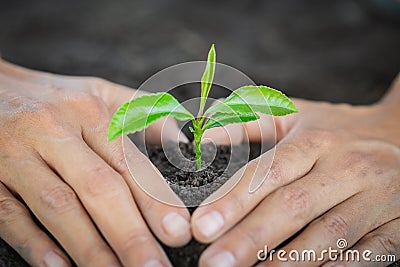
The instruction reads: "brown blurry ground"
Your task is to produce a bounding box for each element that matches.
[0,0,399,266]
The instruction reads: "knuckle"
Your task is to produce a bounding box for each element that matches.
[321,214,350,239]
[267,142,307,185]
[368,233,399,255]
[122,231,154,253]
[4,97,70,139]
[108,146,128,175]
[0,197,26,224]
[267,158,284,186]
[80,243,114,267]
[296,128,335,149]
[253,156,270,176]
[17,100,58,125]
[244,157,271,187]
[343,141,400,177]
[81,93,102,106]
[245,159,259,174]
[84,166,126,198]
[341,150,381,179]
[40,185,78,214]
[139,196,156,212]
[113,153,128,175]
[245,157,271,181]
[79,92,104,109]
[68,91,107,117]
[86,76,108,87]
[83,77,110,94]
[235,225,263,252]
[34,106,66,135]
[276,187,311,219]
[279,142,303,155]
[225,192,246,216]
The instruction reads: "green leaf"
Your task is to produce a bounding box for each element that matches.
[198,44,216,116]
[108,92,194,141]
[204,111,260,130]
[205,85,298,116]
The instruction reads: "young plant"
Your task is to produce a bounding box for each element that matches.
[108,44,298,169]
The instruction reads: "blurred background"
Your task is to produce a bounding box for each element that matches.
[0,0,400,266]
[1,0,400,105]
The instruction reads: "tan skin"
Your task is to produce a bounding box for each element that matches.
[195,75,400,266]
[0,59,192,267]
[1,57,399,267]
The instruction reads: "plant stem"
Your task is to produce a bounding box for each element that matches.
[195,133,202,169]
[192,118,204,170]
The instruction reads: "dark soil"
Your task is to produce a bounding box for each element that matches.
[145,142,251,208]
[145,142,253,267]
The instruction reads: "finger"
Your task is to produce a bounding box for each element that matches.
[202,98,246,145]
[82,119,191,247]
[67,83,188,144]
[1,158,120,267]
[323,218,400,267]
[35,134,172,266]
[0,182,71,267]
[201,112,290,146]
[192,131,322,243]
[261,192,398,267]
[245,98,309,142]
[88,78,189,143]
[198,157,369,267]
[202,123,245,145]
[145,116,189,144]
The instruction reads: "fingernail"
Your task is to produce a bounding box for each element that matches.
[143,259,165,267]
[195,210,224,238]
[162,212,190,238]
[204,251,236,267]
[43,251,68,267]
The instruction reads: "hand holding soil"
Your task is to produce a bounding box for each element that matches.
[0,59,192,267]
[194,75,400,266]
[1,57,399,267]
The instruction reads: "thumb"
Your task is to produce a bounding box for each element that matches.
[94,79,189,144]
[202,123,245,146]
[201,98,245,146]
[243,97,306,144]
[202,98,305,146]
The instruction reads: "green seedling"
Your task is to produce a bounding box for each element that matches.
[108,44,298,169]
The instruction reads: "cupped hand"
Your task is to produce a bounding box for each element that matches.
[193,76,400,267]
[0,59,191,267]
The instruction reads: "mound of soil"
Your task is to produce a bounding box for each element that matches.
[145,142,252,267]
[146,142,250,207]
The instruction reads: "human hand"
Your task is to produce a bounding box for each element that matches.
[192,76,400,266]
[0,59,191,267]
